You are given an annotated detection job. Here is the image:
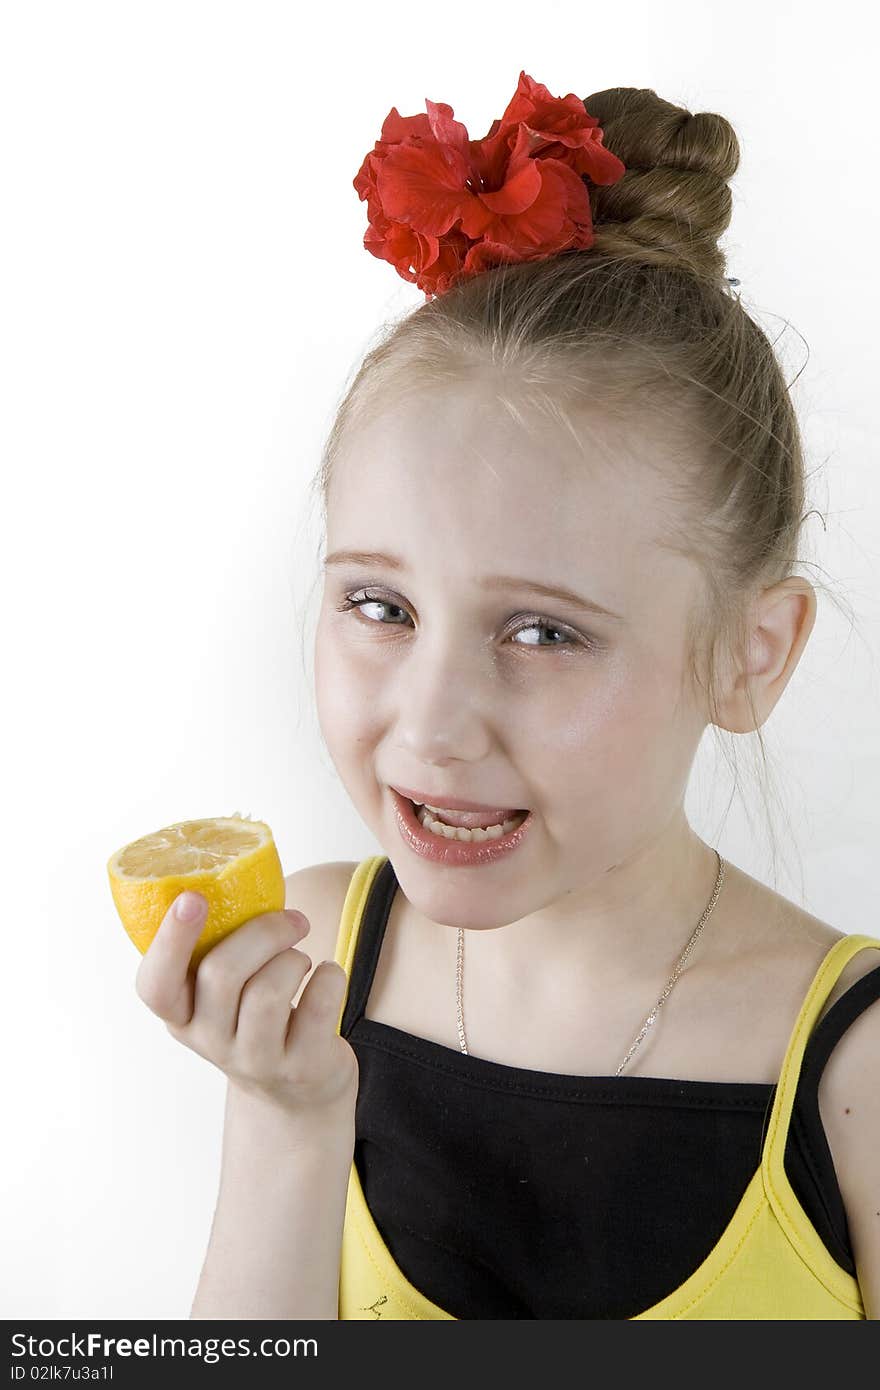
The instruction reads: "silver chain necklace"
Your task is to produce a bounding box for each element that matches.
[455,848,725,1077]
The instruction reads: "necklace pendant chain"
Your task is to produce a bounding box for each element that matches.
[456,849,725,1076]
[456,923,468,1052]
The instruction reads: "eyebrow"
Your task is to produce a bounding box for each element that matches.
[322,549,625,621]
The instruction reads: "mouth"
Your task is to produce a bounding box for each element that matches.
[389,787,534,866]
[389,784,528,821]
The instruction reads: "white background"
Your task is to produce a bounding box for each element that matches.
[2,1,877,1320]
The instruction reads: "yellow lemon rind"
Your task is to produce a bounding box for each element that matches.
[108,814,286,964]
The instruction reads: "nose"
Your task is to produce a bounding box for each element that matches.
[389,639,499,762]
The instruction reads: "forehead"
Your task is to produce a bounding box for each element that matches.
[331,384,681,557]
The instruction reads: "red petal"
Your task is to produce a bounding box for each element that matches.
[379,106,435,145]
[497,71,589,132]
[377,140,479,238]
[477,153,543,217]
[482,158,588,253]
[424,99,472,161]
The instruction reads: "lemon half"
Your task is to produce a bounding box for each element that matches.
[108,813,285,967]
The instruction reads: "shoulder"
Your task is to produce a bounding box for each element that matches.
[720,862,878,1023]
[284,860,361,1006]
[817,942,880,1017]
[696,864,878,1089]
[814,942,880,1319]
[714,874,880,1313]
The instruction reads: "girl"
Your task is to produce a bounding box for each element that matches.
[138,77,880,1319]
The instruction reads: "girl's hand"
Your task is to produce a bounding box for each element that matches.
[135,893,359,1120]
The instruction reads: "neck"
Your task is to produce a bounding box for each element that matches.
[464,814,729,996]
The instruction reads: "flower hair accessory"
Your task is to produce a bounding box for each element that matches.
[353,71,628,300]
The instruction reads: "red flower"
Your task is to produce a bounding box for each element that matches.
[353,71,627,299]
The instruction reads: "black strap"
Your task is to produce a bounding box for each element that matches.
[784,960,880,1272]
[797,959,880,1078]
[339,857,396,1038]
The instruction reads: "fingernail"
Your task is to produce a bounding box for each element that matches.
[284,909,308,930]
[175,892,204,922]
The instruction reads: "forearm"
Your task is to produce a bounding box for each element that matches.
[190,1082,356,1320]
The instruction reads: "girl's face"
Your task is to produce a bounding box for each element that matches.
[314,381,711,933]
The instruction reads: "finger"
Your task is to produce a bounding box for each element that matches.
[191,909,310,1042]
[135,891,209,1027]
[285,959,349,1061]
[233,946,314,1073]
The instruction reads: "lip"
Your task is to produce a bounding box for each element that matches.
[389,788,534,868]
[389,784,527,815]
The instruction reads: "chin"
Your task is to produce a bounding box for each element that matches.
[387,857,529,933]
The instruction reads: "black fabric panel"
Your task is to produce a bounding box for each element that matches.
[341,857,876,1318]
[350,1018,775,1317]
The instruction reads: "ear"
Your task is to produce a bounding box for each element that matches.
[714,578,817,734]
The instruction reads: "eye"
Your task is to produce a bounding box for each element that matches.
[509,618,579,649]
[338,591,411,627]
[335,589,596,651]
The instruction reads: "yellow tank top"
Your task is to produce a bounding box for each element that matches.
[333,855,875,1320]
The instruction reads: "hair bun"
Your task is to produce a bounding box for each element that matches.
[582,86,740,283]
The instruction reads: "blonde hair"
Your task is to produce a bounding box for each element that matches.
[304,86,856,894]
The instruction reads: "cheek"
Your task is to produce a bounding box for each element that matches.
[314,624,383,758]
[529,652,644,758]
[527,661,680,818]
[314,625,354,747]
